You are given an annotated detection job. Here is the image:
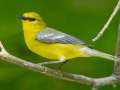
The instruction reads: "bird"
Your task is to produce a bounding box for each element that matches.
[17,12,117,65]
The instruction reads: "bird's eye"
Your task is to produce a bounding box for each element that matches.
[23,17,36,22]
[28,18,36,22]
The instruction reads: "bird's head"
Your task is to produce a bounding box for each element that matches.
[17,12,46,31]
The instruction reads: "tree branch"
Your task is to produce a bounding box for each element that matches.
[0,41,119,90]
[0,41,94,85]
[92,0,120,42]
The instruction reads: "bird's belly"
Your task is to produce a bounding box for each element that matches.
[27,40,88,60]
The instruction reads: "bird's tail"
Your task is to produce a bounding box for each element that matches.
[80,47,117,61]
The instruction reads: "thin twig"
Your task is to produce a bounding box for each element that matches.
[92,0,120,42]
[113,23,120,78]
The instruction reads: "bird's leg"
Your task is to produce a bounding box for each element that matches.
[38,56,66,66]
[58,60,68,70]
[37,60,66,66]
[37,56,67,71]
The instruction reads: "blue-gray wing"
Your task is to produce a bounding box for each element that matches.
[36,27,86,45]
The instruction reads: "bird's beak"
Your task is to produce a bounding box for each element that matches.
[16,15,26,20]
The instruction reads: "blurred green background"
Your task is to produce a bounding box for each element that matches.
[0,0,119,90]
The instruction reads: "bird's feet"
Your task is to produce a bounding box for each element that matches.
[37,60,66,66]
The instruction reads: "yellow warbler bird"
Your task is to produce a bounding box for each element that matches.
[17,12,117,65]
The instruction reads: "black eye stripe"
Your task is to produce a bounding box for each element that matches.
[23,17,36,21]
